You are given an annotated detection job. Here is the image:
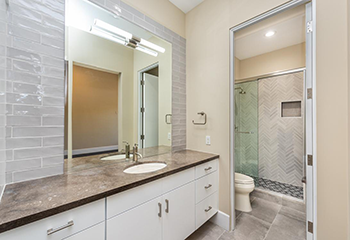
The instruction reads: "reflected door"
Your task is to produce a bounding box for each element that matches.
[141,73,159,148]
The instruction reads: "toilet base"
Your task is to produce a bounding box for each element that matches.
[235,192,252,212]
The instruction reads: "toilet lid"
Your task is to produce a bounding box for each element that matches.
[235,173,254,184]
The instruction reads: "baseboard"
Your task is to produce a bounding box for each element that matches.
[64,145,118,155]
[210,210,230,231]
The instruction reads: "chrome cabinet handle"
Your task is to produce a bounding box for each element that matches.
[204,167,212,171]
[205,206,212,212]
[204,184,212,189]
[47,220,74,235]
[165,199,169,213]
[158,203,162,217]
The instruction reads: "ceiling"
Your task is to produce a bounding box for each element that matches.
[169,0,204,13]
[235,5,305,60]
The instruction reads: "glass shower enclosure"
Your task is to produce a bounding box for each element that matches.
[234,81,259,181]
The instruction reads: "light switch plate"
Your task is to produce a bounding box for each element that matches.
[168,132,171,140]
[206,136,211,145]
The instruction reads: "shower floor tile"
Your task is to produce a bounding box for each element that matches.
[253,177,304,199]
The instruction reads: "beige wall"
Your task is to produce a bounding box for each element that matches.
[122,0,185,38]
[237,43,306,79]
[72,66,119,150]
[316,0,349,239]
[186,0,349,238]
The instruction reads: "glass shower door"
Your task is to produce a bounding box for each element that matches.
[234,81,259,180]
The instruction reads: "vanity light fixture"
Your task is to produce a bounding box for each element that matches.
[91,19,165,57]
[136,45,158,57]
[93,19,132,40]
[90,26,127,45]
[265,31,275,37]
[139,39,165,53]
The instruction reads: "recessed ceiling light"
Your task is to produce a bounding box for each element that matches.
[265,31,275,37]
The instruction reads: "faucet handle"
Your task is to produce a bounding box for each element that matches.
[123,141,129,146]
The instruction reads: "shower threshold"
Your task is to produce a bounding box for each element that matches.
[251,176,304,200]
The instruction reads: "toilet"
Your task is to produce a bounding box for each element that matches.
[235,173,255,212]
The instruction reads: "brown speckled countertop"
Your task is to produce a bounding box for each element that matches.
[0,150,219,233]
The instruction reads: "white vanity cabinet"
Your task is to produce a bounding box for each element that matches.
[106,168,196,240]
[106,159,218,240]
[107,197,163,240]
[162,181,196,240]
[0,159,219,240]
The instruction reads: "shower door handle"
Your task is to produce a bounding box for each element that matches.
[235,131,254,134]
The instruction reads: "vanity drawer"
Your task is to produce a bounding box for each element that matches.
[195,192,218,229]
[0,199,105,240]
[196,171,218,203]
[162,167,195,194]
[63,222,105,240]
[195,159,218,179]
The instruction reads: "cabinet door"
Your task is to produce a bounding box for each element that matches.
[63,222,105,240]
[162,182,195,240]
[107,197,162,240]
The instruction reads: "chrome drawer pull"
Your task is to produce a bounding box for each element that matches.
[204,167,212,171]
[165,199,169,213]
[205,206,212,212]
[47,220,74,235]
[204,184,212,189]
[158,203,162,217]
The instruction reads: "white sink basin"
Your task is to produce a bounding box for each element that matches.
[101,154,133,161]
[123,162,167,174]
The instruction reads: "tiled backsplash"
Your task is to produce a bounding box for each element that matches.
[1,0,186,184]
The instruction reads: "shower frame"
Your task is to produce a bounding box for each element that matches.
[229,1,316,239]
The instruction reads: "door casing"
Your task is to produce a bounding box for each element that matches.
[229,1,317,239]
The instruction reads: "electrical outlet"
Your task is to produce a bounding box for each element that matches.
[206,136,211,145]
[168,132,171,140]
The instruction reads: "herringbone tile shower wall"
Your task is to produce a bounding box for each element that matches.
[258,72,304,187]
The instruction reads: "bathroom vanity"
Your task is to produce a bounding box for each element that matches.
[0,151,219,240]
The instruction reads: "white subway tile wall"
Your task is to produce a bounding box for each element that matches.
[4,0,65,184]
[0,1,7,193]
[2,0,186,185]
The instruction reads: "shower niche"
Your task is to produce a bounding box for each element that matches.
[281,101,302,117]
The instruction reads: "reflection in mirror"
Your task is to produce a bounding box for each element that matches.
[64,0,172,166]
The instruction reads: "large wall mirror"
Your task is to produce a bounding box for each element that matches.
[64,0,172,162]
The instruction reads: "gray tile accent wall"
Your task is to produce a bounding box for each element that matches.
[89,0,187,151]
[0,0,6,192]
[4,0,65,183]
[2,0,186,184]
[258,72,304,187]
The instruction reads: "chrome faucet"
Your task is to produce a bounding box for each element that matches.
[132,144,143,162]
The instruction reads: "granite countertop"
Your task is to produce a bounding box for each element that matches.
[0,150,219,233]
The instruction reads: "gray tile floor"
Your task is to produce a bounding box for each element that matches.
[187,197,306,240]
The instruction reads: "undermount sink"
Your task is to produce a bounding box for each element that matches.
[123,162,167,174]
[101,154,133,161]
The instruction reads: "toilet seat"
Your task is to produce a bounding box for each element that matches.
[235,173,254,185]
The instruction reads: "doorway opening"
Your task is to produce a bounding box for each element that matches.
[230,1,316,240]
[139,63,160,148]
